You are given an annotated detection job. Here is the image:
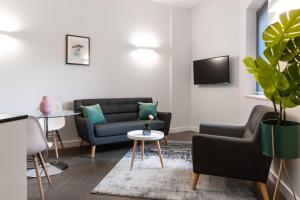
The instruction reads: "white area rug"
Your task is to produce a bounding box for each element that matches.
[92,142,256,200]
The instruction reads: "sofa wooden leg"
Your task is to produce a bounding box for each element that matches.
[192,172,200,190]
[91,145,96,158]
[80,139,84,147]
[257,182,269,200]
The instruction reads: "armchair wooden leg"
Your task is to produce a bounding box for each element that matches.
[37,153,51,185]
[164,136,168,145]
[192,172,200,190]
[91,145,96,158]
[257,182,269,200]
[33,155,45,200]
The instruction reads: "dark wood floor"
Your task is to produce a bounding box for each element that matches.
[27,131,285,200]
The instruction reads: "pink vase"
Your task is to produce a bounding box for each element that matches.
[39,96,52,115]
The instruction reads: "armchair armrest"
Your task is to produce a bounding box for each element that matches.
[74,116,95,144]
[192,134,254,172]
[157,112,172,136]
[199,123,245,138]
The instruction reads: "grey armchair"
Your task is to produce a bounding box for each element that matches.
[192,105,275,200]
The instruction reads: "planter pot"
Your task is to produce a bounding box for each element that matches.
[261,120,300,159]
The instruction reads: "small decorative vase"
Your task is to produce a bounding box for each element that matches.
[143,123,151,136]
[39,96,52,115]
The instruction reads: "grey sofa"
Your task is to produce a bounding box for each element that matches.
[74,97,172,158]
[192,105,275,199]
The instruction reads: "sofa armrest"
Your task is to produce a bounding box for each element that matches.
[199,123,245,138]
[157,112,172,136]
[74,116,95,144]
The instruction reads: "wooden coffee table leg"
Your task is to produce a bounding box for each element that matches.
[141,140,144,160]
[156,141,164,168]
[130,140,137,170]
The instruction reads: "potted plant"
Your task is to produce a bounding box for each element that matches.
[244,8,300,158]
[243,8,300,199]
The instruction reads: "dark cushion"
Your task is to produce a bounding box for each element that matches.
[94,120,165,137]
[74,98,153,122]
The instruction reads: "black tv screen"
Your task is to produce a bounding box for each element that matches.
[193,55,229,84]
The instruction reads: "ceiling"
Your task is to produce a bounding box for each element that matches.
[148,0,205,9]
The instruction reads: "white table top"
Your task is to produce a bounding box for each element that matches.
[127,130,164,141]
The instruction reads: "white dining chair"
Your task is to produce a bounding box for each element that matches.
[39,102,65,159]
[27,116,51,200]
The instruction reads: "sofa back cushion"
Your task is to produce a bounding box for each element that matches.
[74,98,153,123]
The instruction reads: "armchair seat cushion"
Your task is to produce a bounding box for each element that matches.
[94,120,165,137]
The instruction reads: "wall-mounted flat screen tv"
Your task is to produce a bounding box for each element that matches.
[193,55,230,84]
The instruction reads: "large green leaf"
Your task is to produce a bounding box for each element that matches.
[286,63,300,84]
[256,57,289,93]
[243,57,256,73]
[264,42,288,66]
[243,56,289,96]
[263,8,300,47]
[264,90,281,104]
[281,36,300,64]
[281,63,300,107]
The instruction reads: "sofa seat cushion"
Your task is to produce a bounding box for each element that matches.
[94,120,165,137]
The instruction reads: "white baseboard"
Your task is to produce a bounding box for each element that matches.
[60,139,81,148]
[169,126,194,133]
[269,169,299,200]
[190,126,198,132]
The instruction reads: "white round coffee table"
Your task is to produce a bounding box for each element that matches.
[127,130,164,170]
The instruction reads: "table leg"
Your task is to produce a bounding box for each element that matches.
[43,118,49,162]
[130,140,137,170]
[273,159,283,200]
[283,160,297,200]
[141,140,144,160]
[156,141,164,168]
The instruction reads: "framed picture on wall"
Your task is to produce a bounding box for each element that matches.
[66,35,90,66]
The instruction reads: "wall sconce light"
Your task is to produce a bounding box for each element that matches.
[130,32,159,66]
[0,14,21,57]
[131,48,159,66]
[130,32,159,49]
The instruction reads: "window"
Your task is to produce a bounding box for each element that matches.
[256,2,268,95]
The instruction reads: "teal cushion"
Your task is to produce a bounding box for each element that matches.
[138,102,158,120]
[81,104,106,124]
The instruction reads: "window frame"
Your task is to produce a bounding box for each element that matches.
[256,2,268,95]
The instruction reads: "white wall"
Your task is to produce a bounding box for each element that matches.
[0,0,191,146]
[171,7,191,131]
[190,0,241,130]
